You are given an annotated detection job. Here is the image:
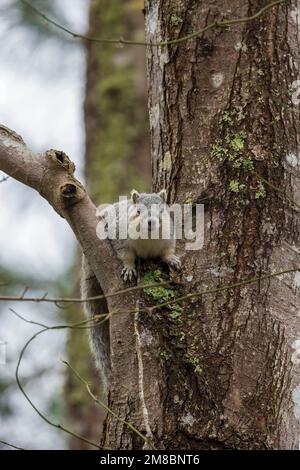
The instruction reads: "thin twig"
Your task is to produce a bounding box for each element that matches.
[9,307,116,330]
[12,308,146,448]
[20,0,285,47]
[145,267,300,313]
[14,321,105,449]
[3,267,299,314]
[11,265,298,448]
[0,280,179,305]
[12,265,299,323]
[15,328,102,449]
[62,360,151,448]
[0,439,27,450]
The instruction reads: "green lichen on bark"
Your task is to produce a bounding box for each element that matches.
[211,108,267,201]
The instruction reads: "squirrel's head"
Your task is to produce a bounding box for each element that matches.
[128,189,170,239]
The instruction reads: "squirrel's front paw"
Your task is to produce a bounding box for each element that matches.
[166,255,181,270]
[121,266,137,282]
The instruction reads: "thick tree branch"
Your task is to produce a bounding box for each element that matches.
[0,124,122,296]
[0,124,146,445]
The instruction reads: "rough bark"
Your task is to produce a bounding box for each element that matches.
[139,0,299,450]
[0,125,115,291]
[102,0,300,450]
[0,123,146,451]
[0,124,146,448]
[0,125,136,313]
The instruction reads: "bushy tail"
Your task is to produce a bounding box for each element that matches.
[81,255,110,393]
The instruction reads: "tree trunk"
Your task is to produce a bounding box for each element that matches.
[102,0,300,449]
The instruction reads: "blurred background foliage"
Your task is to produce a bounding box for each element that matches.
[0,0,150,450]
[3,0,74,43]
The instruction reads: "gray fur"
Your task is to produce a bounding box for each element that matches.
[81,190,180,388]
[81,255,110,393]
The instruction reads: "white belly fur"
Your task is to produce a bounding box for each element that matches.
[129,238,170,259]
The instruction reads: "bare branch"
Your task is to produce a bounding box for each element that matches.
[0,124,122,298]
[10,307,142,449]
[0,439,27,450]
[14,321,102,449]
[9,262,299,449]
[20,0,285,48]
[62,360,151,448]
[1,267,298,312]
[146,266,300,313]
[0,280,180,305]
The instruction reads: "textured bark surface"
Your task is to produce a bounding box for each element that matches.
[0,125,125,298]
[0,123,145,447]
[102,0,300,449]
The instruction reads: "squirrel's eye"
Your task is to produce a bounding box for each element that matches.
[136,209,141,215]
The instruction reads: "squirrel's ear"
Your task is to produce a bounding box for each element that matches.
[131,189,140,204]
[159,189,167,203]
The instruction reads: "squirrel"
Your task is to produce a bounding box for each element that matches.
[81,189,181,390]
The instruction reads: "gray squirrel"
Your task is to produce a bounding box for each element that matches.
[81,189,181,390]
